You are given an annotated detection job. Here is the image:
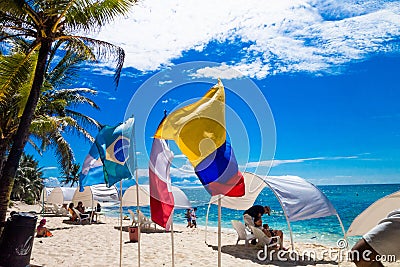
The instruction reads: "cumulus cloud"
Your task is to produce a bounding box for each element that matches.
[190,64,244,79]
[92,0,400,79]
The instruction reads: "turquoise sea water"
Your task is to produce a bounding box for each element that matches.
[105,183,400,247]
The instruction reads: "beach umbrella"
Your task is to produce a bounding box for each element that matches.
[122,185,191,209]
[347,190,400,236]
[206,172,345,250]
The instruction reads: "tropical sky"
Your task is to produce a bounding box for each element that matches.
[34,0,400,186]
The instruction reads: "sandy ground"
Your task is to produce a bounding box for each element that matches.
[4,202,398,267]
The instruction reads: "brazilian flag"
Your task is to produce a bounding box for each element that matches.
[94,118,135,187]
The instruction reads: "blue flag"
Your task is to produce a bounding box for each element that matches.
[79,118,135,191]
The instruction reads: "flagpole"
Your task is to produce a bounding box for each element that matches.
[133,120,141,267]
[218,197,221,267]
[119,181,123,267]
[171,211,175,267]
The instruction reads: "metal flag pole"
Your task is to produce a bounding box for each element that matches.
[133,121,141,267]
[171,211,175,267]
[119,181,123,267]
[218,196,222,267]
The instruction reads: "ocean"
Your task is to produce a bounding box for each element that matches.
[105,183,400,247]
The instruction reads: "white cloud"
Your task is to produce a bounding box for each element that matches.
[244,155,359,168]
[43,177,61,187]
[42,166,58,171]
[190,64,244,79]
[158,80,173,85]
[92,0,400,78]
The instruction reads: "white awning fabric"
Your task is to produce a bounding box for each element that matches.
[122,184,191,209]
[72,184,118,209]
[47,187,76,205]
[205,172,343,249]
[209,172,337,222]
[209,172,267,210]
[347,190,400,236]
[264,174,337,222]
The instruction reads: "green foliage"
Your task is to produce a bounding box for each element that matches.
[11,153,44,202]
[61,163,81,187]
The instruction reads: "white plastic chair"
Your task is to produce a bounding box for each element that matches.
[250,226,280,249]
[231,220,256,247]
[72,208,90,224]
[128,209,138,226]
[138,210,156,229]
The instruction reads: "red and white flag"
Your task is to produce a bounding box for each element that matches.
[149,138,175,231]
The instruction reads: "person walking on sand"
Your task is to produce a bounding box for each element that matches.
[185,209,192,228]
[190,207,197,228]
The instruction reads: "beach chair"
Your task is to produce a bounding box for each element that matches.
[128,209,138,226]
[72,208,90,224]
[231,220,256,247]
[250,226,280,249]
[137,210,156,229]
[52,204,68,216]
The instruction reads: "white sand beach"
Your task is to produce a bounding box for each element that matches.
[6,202,397,267]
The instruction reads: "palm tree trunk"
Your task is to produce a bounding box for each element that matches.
[0,39,52,224]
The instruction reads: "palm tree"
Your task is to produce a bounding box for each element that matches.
[0,0,136,223]
[1,44,101,175]
[11,153,44,204]
[61,163,81,187]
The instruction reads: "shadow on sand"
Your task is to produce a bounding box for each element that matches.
[208,244,339,266]
[113,225,182,234]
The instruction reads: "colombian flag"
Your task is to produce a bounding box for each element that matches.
[154,80,245,197]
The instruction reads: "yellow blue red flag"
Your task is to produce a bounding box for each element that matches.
[154,80,245,197]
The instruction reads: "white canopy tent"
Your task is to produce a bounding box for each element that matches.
[347,190,400,236]
[40,187,54,203]
[206,172,345,249]
[47,187,76,205]
[72,184,119,209]
[122,184,191,209]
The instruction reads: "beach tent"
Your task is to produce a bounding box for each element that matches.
[347,190,400,236]
[40,187,54,203]
[72,184,119,209]
[47,187,76,205]
[205,172,345,249]
[122,184,191,209]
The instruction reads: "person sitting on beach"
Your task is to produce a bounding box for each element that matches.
[36,219,53,237]
[243,205,271,228]
[351,209,400,267]
[96,203,101,212]
[77,201,85,214]
[254,218,286,250]
[68,203,77,221]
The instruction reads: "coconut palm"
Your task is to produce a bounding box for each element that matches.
[61,163,81,187]
[0,0,136,222]
[11,153,44,204]
[1,44,101,175]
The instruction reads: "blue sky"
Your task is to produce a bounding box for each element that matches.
[34,0,400,186]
